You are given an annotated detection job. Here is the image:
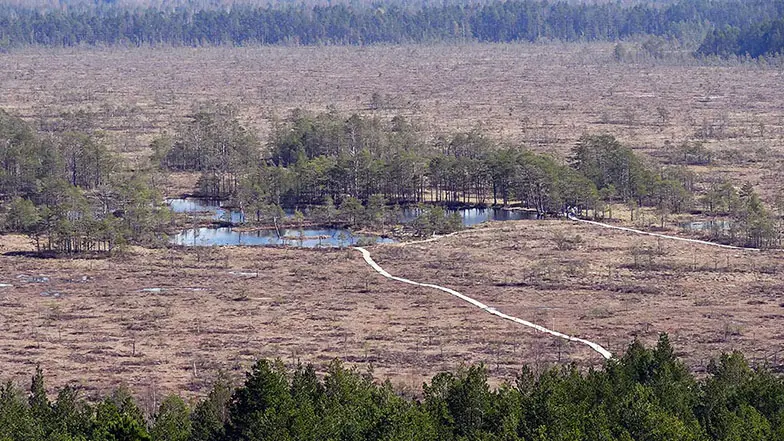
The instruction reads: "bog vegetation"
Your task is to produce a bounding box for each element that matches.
[2,336,784,441]
[2,104,783,249]
[0,109,169,253]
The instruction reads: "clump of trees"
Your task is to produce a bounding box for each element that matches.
[154,107,784,247]
[572,134,690,209]
[699,181,780,248]
[0,109,169,253]
[572,134,695,225]
[411,206,463,237]
[3,336,784,440]
[155,110,672,218]
[3,103,781,249]
[153,104,259,198]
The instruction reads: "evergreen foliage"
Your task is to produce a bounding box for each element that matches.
[2,337,784,440]
[3,104,781,247]
[0,109,169,253]
[0,0,780,49]
[696,18,784,58]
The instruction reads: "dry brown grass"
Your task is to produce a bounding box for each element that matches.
[2,219,783,400]
[0,231,583,401]
[374,221,784,374]
[1,43,783,198]
[2,42,784,400]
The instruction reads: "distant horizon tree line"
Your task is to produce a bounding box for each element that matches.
[0,0,782,57]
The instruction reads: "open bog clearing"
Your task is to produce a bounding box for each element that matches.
[1,43,784,199]
[2,41,784,398]
[1,220,783,397]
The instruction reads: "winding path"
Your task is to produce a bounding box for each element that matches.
[354,214,763,361]
[354,246,613,360]
[567,214,760,251]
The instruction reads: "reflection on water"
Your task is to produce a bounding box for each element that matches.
[680,220,732,231]
[167,198,244,223]
[168,198,539,247]
[170,227,396,247]
[166,198,298,224]
[168,198,539,228]
[400,207,539,226]
[167,198,222,212]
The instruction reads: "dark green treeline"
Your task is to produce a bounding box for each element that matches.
[2,336,784,440]
[0,0,781,50]
[696,17,784,58]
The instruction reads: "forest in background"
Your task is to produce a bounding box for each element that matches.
[0,0,705,9]
[2,336,784,441]
[0,0,782,57]
[696,17,784,59]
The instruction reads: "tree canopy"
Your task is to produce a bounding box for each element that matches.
[0,0,781,49]
[0,109,169,253]
[2,337,784,440]
[696,17,784,58]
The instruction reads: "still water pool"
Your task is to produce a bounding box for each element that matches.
[171,227,395,247]
[167,198,537,247]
